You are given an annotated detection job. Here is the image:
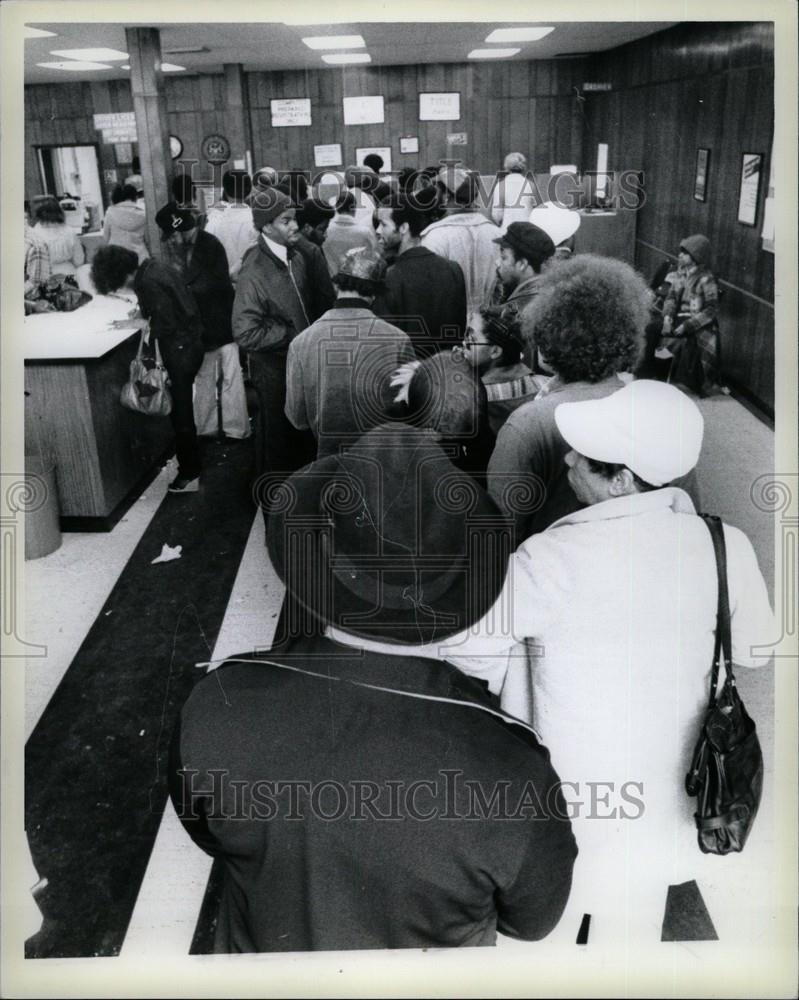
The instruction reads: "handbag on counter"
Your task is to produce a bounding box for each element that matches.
[684,514,763,855]
[39,273,93,312]
[120,332,172,417]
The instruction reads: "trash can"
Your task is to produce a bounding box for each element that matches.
[24,455,62,560]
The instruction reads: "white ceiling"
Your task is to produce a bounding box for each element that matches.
[24,21,678,85]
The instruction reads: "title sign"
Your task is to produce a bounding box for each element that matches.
[419,92,460,121]
[271,99,312,127]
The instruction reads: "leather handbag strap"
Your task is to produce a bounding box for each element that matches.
[699,514,735,709]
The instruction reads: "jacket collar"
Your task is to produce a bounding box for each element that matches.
[506,274,542,301]
[547,487,697,531]
[257,234,295,268]
[329,297,373,311]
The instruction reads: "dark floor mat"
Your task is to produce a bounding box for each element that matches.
[25,438,255,958]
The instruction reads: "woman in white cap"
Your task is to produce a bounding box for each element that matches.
[528,200,581,261]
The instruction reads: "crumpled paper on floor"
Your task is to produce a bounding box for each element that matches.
[151,543,182,564]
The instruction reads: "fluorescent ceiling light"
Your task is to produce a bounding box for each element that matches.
[485,27,554,43]
[24,26,57,39]
[468,48,521,60]
[50,47,129,61]
[165,46,209,54]
[121,65,130,70]
[37,61,113,71]
[321,52,371,64]
[161,62,187,72]
[303,35,365,50]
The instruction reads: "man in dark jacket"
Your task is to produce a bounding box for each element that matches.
[292,196,336,322]
[156,203,249,440]
[232,188,316,479]
[374,190,467,358]
[170,423,577,953]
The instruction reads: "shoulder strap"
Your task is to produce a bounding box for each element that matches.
[197,655,544,745]
[699,514,735,708]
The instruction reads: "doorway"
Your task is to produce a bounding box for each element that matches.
[35,144,105,230]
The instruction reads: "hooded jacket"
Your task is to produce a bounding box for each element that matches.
[420,212,500,316]
[663,234,719,334]
[102,201,149,262]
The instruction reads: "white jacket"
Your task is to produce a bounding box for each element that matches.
[420,212,500,316]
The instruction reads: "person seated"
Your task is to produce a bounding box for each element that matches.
[658,234,727,396]
[32,198,85,276]
[352,380,773,947]
[322,190,378,277]
[285,246,413,458]
[170,419,577,953]
[102,183,149,262]
[459,307,545,435]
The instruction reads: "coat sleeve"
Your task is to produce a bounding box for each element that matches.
[284,339,309,429]
[724,524,776,669]
[136,276,195,345]
[310,246,336,320]
[232,269,295,353]
[450,260,468,334]
[682,272,719,333]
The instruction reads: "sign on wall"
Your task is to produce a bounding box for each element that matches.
[399,136,419,154]
[270,99,312,127]
[419,92,460,121]
[93,111,137,143]
[314,143,343,167]
[737,152,763,226]
[446,132,468,146]
[343,96,385,126]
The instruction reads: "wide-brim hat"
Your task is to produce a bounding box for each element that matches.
[266,423,511,644]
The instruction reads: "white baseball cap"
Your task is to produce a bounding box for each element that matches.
[529,201,581,246]
[554,380,704,487]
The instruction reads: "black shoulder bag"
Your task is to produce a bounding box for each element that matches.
[684,514,764,854]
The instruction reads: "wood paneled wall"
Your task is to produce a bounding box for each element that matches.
[245,60,586,176]
[582,22,774,413]
[24,58,588,204]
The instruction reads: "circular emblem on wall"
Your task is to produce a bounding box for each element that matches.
[201,133,231,164]
[169,135,184,159]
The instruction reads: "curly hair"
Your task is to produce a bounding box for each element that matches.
[523,254,649,383]
[91,245,139,295]
[35,199,65,224]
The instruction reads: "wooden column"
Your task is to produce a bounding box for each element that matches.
[223,64,253,169]
[125,27,171,258]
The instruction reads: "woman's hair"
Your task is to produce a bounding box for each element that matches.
[478,306,523,366]
[91,245,139,294]
[586,458,657,493]
[35,199,65,224]
[524,254,649,383]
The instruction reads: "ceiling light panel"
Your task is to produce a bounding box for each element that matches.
[303,35,366,50]
[37,61,114,71]
[24,27,57,39]
[161,63,187,72]
[485,27,554,43]
[321,52,371,64]
[468,48,521,59]
[50,47,129,61]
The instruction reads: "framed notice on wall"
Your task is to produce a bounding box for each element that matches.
[419,92,461,121]
[694,148,710,202]
[270,99,312,127]
[343,96,385,126]
[399,136,419,154]
[737,152,762,226]
[313,144,343,167]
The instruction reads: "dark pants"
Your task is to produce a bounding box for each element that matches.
[162,342,204,480]
[248,352,315,482]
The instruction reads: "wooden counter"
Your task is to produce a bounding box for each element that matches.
[24,296,173,530]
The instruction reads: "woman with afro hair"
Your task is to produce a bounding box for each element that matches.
[487,254,655,541]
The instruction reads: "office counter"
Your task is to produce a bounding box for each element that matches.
[24,296,173,530]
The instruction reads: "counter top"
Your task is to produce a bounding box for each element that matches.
[24,294,145,361]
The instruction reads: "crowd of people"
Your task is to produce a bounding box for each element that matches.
[29,152,772,952]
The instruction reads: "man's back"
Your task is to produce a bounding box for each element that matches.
[285,304,414,456]
[374,246,467,357]
[171,640,577,953]
[205,203,257,279]
[421,213,500,316]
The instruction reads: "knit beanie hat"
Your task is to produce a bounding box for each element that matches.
[250,188,293,231]
[680,234,711,268]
